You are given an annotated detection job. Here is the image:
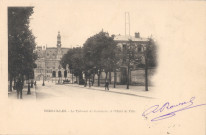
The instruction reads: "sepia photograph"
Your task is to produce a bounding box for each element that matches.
[1,0,206,135]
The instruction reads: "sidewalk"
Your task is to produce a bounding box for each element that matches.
[65,83,156,99]
[8,85,37,101]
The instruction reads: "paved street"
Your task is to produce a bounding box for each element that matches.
[35,81,154,108]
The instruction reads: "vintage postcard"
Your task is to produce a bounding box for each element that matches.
[0,0,206,135]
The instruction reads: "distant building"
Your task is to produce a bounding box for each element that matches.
[34,32,70,81]
[93,32,155,86]
[112,32,150,84]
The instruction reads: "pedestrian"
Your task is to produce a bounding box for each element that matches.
[84,79,87,87]
[16,74,23,99]
[105,80,109,90]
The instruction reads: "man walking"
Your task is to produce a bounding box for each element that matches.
[105,80,109,90]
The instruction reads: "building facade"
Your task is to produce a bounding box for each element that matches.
[34,32,70,81]
[103,32,155,85]
[92,32,155,86]
[114,32,149,84]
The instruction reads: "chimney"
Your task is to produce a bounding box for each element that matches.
[135,32,140,38]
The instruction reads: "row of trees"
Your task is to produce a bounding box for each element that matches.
[8,7,37,94]
[60,31,157,90]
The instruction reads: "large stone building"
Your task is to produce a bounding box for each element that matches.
[34,32,70,81]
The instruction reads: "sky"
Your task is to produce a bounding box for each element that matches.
[29,0,161,48]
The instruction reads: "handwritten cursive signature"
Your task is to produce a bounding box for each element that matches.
[142,97,206,122]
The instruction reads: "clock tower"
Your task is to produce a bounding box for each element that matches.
[56,31,62,59]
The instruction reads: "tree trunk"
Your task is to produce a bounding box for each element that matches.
[85,77,88,87]
[20,75,24,99]
[105,72,108,83]
[89,77,91,87]
[109,71,111,84]
[14,77,16,90]
[130,69,132,85]
[27,74,31,94]
[9,75,13,91]
[31,79,33,88]
[127,66,130,89]
[92,74,95,86]
[145,54,148,91]
[98,73,100,87]
[72,73,73,84]
[114,68,116,88]
[79,72,83,85]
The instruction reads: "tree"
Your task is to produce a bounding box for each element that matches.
[122,39,139,89]
[142,37,157,91]
[83,31,119,86]
[60,47,84,84]
[8,7,37,95]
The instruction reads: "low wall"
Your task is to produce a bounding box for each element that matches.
[93,68,156,86]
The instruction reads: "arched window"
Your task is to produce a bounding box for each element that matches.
[52,71,56,77]
[58,71,62,77]
[64,70,67,78]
